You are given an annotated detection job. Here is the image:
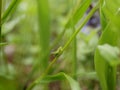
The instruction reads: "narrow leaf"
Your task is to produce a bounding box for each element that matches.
[40,72,81,90]
[65,0,91,29]
[98,44,120,66]
[1,0,20,24]
[36,0,50,70]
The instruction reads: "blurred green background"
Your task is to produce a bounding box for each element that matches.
[0,0,120,90]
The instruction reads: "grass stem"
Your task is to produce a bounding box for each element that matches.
[0,0,2,40]
[71,0,77,80]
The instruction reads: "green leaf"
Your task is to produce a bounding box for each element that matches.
[39,72,81,90]
[35,0,50,71]
[95,49,116,90]
[1,0,20,24]
[95,1,120,89]
[94,24,120,90]
[65,0,91,29]
[100,0,120,29]
[97,44,120,66]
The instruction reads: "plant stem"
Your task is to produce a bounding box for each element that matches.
[27,2,99,90]
[71,0,77,80]
[0,0,2,40]
[72,33,77,79]
[0,1,2,67]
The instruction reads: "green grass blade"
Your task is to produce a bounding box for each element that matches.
[65,0,92,28]
[0,0,2,42]
[36,72,81,90]
[1,0,20,25]
[70,0,77,80]
[36,0,50,71]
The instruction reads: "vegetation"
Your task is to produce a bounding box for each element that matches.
[0,0,120,90]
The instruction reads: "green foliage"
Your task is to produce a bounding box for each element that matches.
[94,0,120,90]
[27,72,81,90]
[35,0,50,71]
[0,0,120,90]
[37,72,81,90]
[1,0,20,25]
[65,0,92,29]
[0,0,1,21]
[97,44,120,66]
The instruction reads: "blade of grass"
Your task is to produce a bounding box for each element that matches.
[40,72,81,90]
[36,0,50,71]
[100,0,107,30]
[0,0,2,42]
[41,72,98,84]
[27,72,81,90]
[71,0,77,80]
[1,0,20,25]
[65,0,92,28]
[72,28,77,80]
